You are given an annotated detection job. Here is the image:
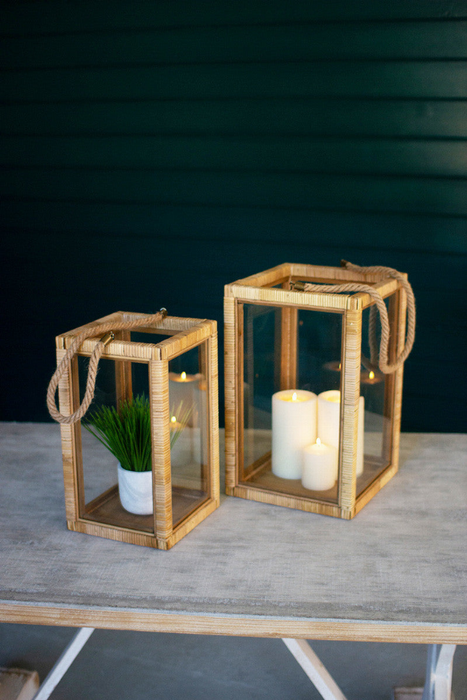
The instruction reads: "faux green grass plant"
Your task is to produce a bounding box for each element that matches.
[83,394,193,472]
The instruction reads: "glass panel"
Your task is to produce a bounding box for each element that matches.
[242,304,278,474]
[298,309,342,395]
[169,343,209,528]
[356,296,395,496]
[240,303,342,504]
[79,356,154,533]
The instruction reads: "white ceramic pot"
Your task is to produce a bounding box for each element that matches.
[117,464,153,515]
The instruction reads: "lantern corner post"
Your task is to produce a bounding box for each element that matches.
[149,357,173,546]
[339,305,363,514]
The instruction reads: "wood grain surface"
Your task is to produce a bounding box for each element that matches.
[0,424,466,643]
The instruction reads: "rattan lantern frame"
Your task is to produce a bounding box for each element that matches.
[224,263,407,519]
[56,311,220,549]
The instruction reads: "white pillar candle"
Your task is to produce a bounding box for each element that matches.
[317,390,340,450]
[318,390,365,477]
[272,390,317,479]
[302,438,338,491]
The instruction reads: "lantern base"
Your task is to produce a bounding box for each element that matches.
[238,452,389,511]
[246,455,339,502]
[68,493,219,550]
[82,484,209,534]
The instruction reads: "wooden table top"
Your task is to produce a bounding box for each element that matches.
[1,424,466,644]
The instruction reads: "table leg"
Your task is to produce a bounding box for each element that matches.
[285,640,457,700]
[31,627,94,700]
[394,643,456,700]
[282,638,348,700]
[421,644,456,700]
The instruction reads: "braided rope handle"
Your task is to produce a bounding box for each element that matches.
[298,262,415,374]
[47,309,167,425]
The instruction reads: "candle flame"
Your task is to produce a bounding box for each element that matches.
[316,437,321,445]
[369,371,375,380]
[338,363,341,370]
[292,392,297,401]
[181,371,187,380]
[170,415,176,423]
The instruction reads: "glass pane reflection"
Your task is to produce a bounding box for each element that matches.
[240,303,342,505]
[169,343,209,527]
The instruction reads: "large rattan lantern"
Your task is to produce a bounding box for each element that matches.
[50,310,219,549]
[224,262,414,519]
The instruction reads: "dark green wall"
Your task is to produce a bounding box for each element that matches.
[1,0,466,431]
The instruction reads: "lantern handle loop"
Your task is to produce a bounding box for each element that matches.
[292,263,415,374]
[47,309,168,425]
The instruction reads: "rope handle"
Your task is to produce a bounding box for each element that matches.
[47,309,167,425]
[292,261,415,374]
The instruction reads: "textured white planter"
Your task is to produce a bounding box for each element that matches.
[117,464,153,515]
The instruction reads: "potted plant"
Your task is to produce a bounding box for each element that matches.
[83,395,192,515]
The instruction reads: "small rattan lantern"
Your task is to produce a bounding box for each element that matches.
[224,262,415,519]
[50,310,219,549]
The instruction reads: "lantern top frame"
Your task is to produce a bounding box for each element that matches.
[224,262,405,311]
[56,310,217,363]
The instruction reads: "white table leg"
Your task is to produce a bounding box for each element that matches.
[32,627,94,700]
[421,644,456,700]
[286,640,457,700]
[282,638,348,700]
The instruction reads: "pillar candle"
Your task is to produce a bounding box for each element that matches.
[302,438,338,491]
[317,390,365,477]
[272,390,317,479]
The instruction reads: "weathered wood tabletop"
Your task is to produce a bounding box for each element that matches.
[0,424,466,643]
